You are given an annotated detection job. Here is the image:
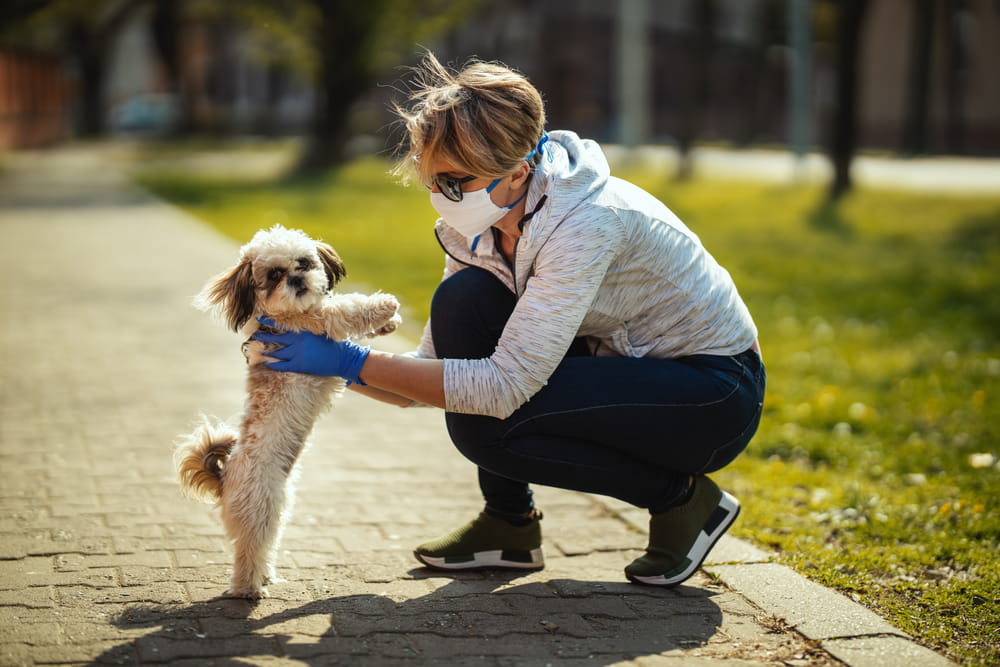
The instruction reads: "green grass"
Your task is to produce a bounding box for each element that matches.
[135,155,442,332]
[135,149,1000,666]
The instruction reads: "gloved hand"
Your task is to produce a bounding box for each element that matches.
[252,317,370,385]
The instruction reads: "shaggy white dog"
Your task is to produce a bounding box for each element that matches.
[174,225,400,598]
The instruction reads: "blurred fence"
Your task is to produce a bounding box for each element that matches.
[0,48,73,149]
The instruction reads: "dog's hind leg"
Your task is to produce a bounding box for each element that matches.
[218,446,292,599]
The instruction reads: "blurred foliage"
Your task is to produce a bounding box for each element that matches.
[229,0,480,81]
[225,3,321,83]
[0,0,478,60]
[135,145,999,666]
[0,0,128,50]
[0,0,481,153]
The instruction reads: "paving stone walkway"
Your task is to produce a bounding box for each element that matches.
[0,145,953,666]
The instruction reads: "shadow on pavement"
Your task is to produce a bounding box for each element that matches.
[94,571,723,664]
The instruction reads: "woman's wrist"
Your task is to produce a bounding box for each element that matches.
[356,350,447,410]
[343,340,371,385]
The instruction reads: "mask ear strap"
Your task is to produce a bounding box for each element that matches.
[503,189,528,211]
[471,135,549,254]
[527,133,549,161]
[489,133,548,194]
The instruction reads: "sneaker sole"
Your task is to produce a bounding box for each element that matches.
[414,548,544,571]
[627,491,740,587]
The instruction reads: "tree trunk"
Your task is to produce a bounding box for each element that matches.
[150,0,186,134]
[150,0,181,86]
[901,0,934,155]
[828,0,868,202]
[69,22,106,137]
[296,0,387,174]
[736,0,782,148]
[675,0,716,181]
[944,0,968,154]
[68,0,151,138]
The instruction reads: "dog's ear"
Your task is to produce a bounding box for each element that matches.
[196,258,256,332]
[316,242,347,290]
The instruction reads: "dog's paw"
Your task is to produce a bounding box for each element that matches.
[243,339,272,366]
[367,293,401,336]
[375,313,403,336]
[225,585,269,600]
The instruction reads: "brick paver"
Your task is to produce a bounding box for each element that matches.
[0,145,871,665]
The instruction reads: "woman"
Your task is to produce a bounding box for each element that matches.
[254,53,766,587]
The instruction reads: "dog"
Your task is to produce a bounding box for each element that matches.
[174,225,401,599]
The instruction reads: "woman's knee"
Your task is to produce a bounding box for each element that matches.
[431,267,516,359]
[431,267,513,318]
[446,413,504,466]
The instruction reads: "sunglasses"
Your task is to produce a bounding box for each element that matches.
[430,173,479,202]
[419,134,548,203]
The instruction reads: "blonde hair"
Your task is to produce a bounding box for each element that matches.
[392,52,546,186]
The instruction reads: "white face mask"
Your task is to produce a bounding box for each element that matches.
[430,177,520,240]
[428,134,548,245]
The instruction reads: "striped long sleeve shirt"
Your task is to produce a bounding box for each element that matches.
[414,130,758,419]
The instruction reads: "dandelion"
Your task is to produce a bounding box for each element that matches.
[971,390,986,409]
[833,422,852,438]
[811,318,834,342]
[810,488,831,507]
[816,386,839,412]
[968,453,995,469]
[779,316,801,335]
[781,422,802,440]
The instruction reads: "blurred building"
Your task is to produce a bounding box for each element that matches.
[103,4,313,137]
[859,0,1000,154]
[435,0,1000,155]
[1,0,999,156]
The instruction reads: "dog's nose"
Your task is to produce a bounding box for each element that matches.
[287,275,304,289]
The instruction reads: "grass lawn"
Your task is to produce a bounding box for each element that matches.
[134,146,999,666]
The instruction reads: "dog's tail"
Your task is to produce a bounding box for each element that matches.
[174,416,238,503]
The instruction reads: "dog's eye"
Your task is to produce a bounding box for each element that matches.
[267,267,284,283]
[296,257,314,271]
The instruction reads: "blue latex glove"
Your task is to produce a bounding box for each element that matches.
[251,317,369,385]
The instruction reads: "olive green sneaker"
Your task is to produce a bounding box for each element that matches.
[414,510,544,570]
[625,475,740,587]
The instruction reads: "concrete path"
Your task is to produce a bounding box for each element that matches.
[603,144,1000,195]
[0,145,954,665]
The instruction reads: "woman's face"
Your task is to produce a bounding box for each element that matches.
[425,155,528,207]
[425,156,495,201]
